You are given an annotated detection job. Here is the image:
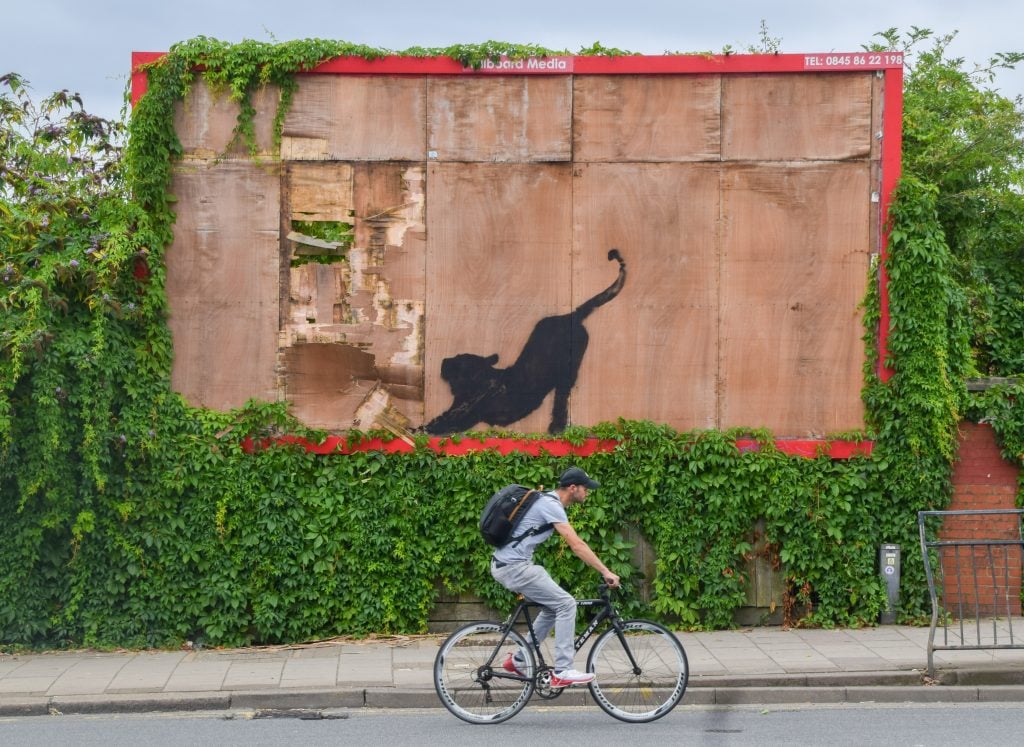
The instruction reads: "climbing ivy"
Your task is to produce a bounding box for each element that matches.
[1,34,1020,648]
[879,28,1024,478]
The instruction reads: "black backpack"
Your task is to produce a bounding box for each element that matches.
[479,484,551,548]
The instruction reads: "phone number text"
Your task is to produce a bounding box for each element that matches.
[804,54,903,69]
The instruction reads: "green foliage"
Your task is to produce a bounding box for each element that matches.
[289,220,353,267]
[860,177,973,616]
[879,29,1024,502]
[877,28,1024,377]
[967,380,1024,491]
[1,32,1023,648]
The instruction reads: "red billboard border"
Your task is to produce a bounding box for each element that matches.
[247,435,873,460]
[132,51,901,458]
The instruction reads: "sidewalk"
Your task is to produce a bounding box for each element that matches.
[3,624,1024,717]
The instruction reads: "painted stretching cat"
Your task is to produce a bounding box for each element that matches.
[426,249,626,434]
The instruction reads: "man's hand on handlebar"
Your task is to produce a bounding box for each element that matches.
[603,570,621,588]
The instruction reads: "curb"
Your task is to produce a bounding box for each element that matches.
[5,674,1024,717]
[689,670,924,688]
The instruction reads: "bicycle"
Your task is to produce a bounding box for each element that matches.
[433,583,688,724]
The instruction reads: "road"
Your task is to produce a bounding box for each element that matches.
[2,703,1022,746]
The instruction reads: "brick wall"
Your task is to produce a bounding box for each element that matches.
[940,422,1022,616]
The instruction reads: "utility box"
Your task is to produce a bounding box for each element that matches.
[879,543,901,624]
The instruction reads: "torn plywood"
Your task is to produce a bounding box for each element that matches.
[282,342,376,428]
[287,231,346,255]
[281,163,426,429]
[354,383,414,443]
[288,162,354,221]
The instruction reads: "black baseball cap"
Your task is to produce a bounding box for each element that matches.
[558,466,599,489]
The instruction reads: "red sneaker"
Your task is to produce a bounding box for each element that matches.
[550,668,595,688]
[502,652,527,677]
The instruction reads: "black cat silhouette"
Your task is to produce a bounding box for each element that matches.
[426,249,626,434]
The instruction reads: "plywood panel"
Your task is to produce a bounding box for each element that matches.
[719,162,871,435]
[723,73,873,161]
[287,162,354,221]
[283,76,426,161]
[427,77,572,162]
[174,80,279,158]
[282,164,427,429]
[424,163,573,433]
[167,161,280,410]
[573,75,722,162]
[572,163,720,430]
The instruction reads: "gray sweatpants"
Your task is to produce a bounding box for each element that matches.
[491,560,577,672]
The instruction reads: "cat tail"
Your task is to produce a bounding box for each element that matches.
[574,249,626,319]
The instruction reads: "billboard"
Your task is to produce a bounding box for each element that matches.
[136,52,902,438]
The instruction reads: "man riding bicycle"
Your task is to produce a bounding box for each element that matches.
[489,466,621,688]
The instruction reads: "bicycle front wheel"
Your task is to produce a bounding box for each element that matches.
[433,621,536,725]
[587,619,688,723]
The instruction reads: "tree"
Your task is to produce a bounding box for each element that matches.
[871,28,1024,375]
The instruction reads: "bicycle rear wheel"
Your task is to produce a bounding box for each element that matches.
[433,621,536,724]
[586,619,688,723]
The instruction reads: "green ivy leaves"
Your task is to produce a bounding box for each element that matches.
[3,32,1023,649]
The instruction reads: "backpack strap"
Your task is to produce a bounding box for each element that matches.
[506,490,554,547]
[507,489,535,522]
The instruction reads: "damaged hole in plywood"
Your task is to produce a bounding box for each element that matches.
[289,219,354,267]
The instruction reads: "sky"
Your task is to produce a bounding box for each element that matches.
[2,0,1023,123]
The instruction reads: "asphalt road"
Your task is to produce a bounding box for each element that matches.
[2,703,1024,746]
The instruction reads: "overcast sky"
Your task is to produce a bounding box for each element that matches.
[2,0,1023,123]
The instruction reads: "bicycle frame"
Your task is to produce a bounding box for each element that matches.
[484,587,640,681]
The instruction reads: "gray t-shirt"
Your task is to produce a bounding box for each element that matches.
[492,491,568,564]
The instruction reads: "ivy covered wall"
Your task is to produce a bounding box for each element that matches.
[1,35,1022,648]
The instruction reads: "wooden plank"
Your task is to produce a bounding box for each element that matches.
[572,163,720,431]
[722,72,873,161]
[871,71,886,162]
[167,161,280,410]
[718,162,871,435]
[173,79,278,158]
[282,75,426,161]
[427,77,572,162]
[424,162,573,433]
[573,75,722,162]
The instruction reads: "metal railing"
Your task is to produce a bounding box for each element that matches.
[918,509,1024,677]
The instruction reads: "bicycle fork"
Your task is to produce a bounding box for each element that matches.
[611,620,643,676]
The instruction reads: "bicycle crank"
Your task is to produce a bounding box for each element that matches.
[533,668,565,700]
